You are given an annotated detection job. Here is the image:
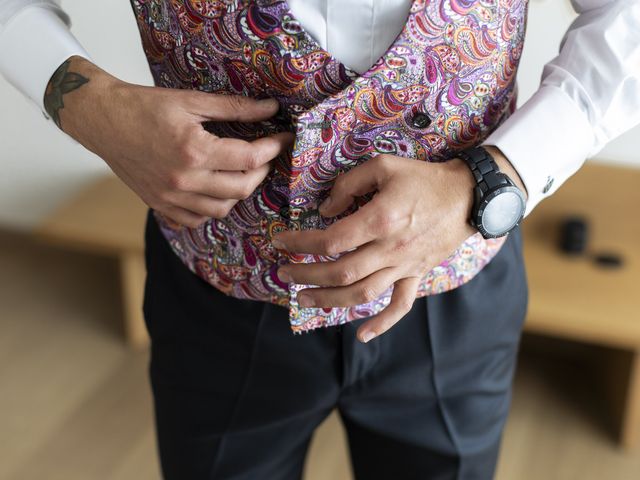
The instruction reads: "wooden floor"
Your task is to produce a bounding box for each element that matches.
[1,230,639,480]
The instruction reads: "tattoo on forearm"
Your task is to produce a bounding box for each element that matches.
[43,59,90,129]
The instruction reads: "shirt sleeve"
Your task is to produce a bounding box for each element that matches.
[482,0,640,216]
[0,0,91,113]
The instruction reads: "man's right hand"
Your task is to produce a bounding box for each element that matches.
[47,56,293,228]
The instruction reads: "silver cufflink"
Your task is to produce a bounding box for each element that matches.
[542,176,554,194]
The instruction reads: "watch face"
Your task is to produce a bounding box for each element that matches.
[481,189,525,237]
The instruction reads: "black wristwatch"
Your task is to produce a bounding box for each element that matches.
[457,146,526,239]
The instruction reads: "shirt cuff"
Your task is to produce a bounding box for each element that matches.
[0,5,91,114]
[482,85,596,217]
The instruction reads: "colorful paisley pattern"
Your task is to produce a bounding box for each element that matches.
[129,0,529,333]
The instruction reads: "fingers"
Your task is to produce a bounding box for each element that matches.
[296,267,400,308]
[186,93,281,123]
[278,243,388,287]
[186,163,271,200]
[170,129,291,195]
[273,194,394,255]
[162,124,290,216]
[161,205,209,229]
[356,276,421,343]
[200,131,294,171]
[169,192,237,221]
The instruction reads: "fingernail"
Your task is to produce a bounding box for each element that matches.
[319,196,332,214]
[360,331,376,343]
[278,268,292,283]
[298,294,315,308]
[272,238,285,250]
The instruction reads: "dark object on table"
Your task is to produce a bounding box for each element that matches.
[593,252,624,269]
[560,216,589,254]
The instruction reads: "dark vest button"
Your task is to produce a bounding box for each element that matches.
[411,112,432,129]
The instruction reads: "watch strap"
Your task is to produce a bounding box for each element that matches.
[458,146,513,193]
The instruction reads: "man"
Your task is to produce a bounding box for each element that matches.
[1,1,639,479]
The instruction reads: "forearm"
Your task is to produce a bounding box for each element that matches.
[43,55,123,148]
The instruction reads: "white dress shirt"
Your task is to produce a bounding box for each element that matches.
[1,0,639,216]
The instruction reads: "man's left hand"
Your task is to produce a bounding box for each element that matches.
[273,152,480,342]
[274,147,526,343]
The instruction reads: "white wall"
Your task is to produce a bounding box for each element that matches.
[0,0,638,231]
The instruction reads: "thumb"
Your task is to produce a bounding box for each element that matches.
[186,91,280,123]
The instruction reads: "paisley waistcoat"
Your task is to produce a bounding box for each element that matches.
[129,0,529,333]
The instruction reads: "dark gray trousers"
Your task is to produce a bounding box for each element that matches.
[142,209,528,480]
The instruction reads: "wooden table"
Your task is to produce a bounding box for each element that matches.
[35,175,149,349]
[522,162,640,448]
